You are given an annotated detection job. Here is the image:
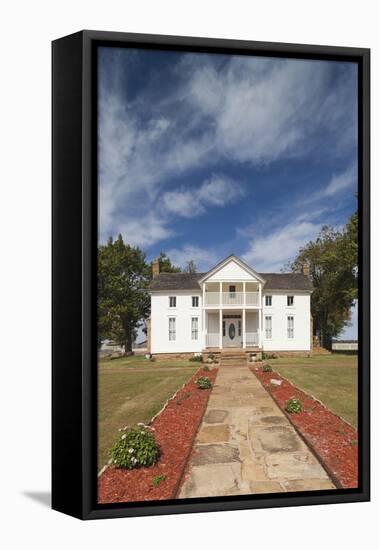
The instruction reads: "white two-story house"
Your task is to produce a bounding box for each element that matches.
[148,255,313,357]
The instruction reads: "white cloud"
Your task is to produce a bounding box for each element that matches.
[186,57,356,165]
[98,52,357,248]
[165,245,220,272]
[242,220,322,272]
[116,214,173,248]
[162,175,245,218]
[296,164,357,209]
[322,164,356,197]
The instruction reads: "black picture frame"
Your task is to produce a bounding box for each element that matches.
[52,30,370,520]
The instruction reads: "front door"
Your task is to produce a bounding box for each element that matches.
[223,318,241,347]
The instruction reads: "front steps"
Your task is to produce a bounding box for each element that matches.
[202,348,262,365]
[220,349,261,366]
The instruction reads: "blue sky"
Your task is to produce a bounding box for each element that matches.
[98,47,358,337]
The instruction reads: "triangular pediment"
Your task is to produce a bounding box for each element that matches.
[199,255,265,283]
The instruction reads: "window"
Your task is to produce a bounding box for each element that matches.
[191,317,199,340]
[287,316,294,338]
[192,296,199,307]
[169,317,176,341]
[229,285,236,298]
[265,316,272,339]
[169,296,176,308]
[287,295,294,307]
[222,321,226,337]
[238,320,241,337]
[265,295,272,307]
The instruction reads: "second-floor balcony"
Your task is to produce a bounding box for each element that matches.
[205,291,260,307]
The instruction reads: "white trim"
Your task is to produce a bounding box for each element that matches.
[198,254,266,284]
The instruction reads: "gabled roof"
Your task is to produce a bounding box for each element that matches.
[198,254,266,284]
[149,272,206,291]
[149,255,313,292]
[259,273,313,291]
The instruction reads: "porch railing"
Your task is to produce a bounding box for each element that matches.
[205,332,259,347]
[245,332,259,346]
[204,291,259,306]
[206,333,220,347]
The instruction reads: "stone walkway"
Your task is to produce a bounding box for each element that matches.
[179,365,335,498]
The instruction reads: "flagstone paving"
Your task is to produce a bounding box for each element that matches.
[179,366,335,498]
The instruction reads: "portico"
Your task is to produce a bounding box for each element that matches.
[199,256,265,350]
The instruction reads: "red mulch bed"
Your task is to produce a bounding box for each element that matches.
[251,367,358,489]
[98,367,218,503]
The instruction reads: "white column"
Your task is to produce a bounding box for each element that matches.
[202,309,206,349]
[258,283,262,348]
[202,283,206,349]
[219,309,223,349]
[219,281,222,306]
[243,281,246,305]
[242,308,246,348]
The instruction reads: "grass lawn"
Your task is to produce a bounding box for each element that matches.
[98,355,198,470]
[269,353,358,428]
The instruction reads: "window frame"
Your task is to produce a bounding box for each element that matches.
[168,317,176,341]
[265,315,272,339]
[287,315,294,339]
[191,296,199,308]
[265,295,272,307]
[287,295,294,307]
[169,296,177,308]
[191,317,199,340]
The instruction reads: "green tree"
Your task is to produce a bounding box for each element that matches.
[98,235,151,352]
[183,259,198,273]
[156,251,181,273]
[289,210,358,349]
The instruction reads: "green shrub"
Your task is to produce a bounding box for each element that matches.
[196,376,212,389]
[285,397,302,414]
[111,426,160,469]
[262,352,268,360]
[262,364,273,372]
[202,365,210,372]
[152,474,166,487]
[189,355,202,362]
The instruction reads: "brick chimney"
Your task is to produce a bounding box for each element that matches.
[302,262,310,277]
[152,258,160,278]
